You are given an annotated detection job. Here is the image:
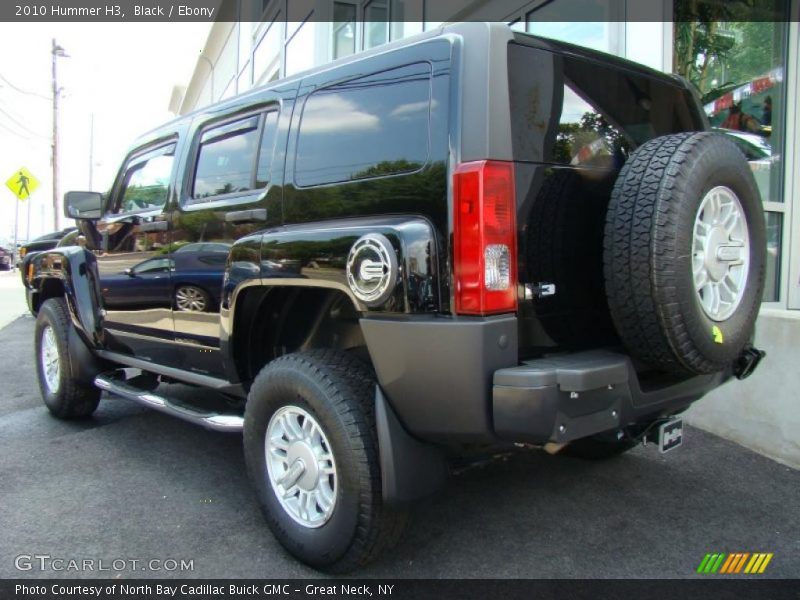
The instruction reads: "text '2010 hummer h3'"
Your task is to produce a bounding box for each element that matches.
[26,23,766,572]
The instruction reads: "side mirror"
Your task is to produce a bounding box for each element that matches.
[124,268,135,277]
[64,191,103,220]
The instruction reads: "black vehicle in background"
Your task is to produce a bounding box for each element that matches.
[16,228,77,268]
[19,229,79,276]
[24,23,766,572]
[0,238,14,270]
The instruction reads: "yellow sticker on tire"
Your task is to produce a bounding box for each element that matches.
[712,325,724,344]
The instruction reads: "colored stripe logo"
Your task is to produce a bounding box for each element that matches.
[697,552,773,574]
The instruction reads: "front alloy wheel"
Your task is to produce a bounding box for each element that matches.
[40,324,61,395]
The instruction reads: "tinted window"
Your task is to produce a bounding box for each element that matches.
[554,85,629,168]
[118,144,175,213]
[192,110,279,203]
[193,116,260,200]
[256,111,279,188]
[294,62,431,187]
[508,42,705,165]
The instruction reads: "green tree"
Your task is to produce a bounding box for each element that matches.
[674,1,784,99]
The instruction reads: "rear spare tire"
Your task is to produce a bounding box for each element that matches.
[604,132,765,374]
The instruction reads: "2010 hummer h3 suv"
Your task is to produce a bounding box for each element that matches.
[26,23,766,572]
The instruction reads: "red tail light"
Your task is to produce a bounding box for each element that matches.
[453,160,517,315]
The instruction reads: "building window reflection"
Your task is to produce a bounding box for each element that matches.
[333,2,357,58]
[674,4,790,302]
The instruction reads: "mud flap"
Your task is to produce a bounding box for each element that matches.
[375,386,448,507]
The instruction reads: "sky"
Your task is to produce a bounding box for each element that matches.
[0,22,211,242]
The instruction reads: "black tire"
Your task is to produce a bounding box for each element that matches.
[560,434,638,460]
[604,132,766,374]
[34,298,101,419]
[243,350,407,573]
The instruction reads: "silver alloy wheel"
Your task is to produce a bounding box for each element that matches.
[265,405,337,528]
[175,286,207,312]
[40,324,61,394]
[692,186,750,322]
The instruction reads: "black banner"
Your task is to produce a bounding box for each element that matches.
[2,579,800,600]
[0,0,794,23]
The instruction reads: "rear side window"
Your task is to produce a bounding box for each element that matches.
[507,42,705,165]
[190,110,279,204]
[294,62,431,187]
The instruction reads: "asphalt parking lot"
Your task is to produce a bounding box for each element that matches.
[0,294,798,578]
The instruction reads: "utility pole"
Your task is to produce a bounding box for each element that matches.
[51,39,68,231]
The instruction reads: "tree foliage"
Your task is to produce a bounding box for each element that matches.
[674,0,784,100]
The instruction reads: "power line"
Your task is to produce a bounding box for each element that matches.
[0,120,49,146]
[0,105,49,139]
[0,114,49,145]
[0,118,32,140]
[0,72,50,101]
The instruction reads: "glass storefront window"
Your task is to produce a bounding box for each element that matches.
[253,19,280,84]
[674,1,789,302]
[333,2,357,59]
[286,19,315,76]
[364,0,389,49]
[675,18,788,204]
[764,211,782,302]
[526,0,616,53]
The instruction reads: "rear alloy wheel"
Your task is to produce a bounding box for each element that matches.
[174,285,210,312]
[265,405,338,528]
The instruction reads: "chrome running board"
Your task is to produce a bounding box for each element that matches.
[94,369,244,433]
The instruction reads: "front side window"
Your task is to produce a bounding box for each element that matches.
[117,144,175,214]
[294,62,431,187]
[191,110,278,204]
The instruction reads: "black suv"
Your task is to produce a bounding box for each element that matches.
[25,23,766,572]
[16,227,78,269]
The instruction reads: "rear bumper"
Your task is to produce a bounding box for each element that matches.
[493,349,729,444]
[362,315,731,445]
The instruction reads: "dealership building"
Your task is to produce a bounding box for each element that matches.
[172,0,800,466]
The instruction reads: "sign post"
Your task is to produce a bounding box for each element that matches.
[4,167,40,271]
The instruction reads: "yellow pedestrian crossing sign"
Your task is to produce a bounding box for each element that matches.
[5,167,40,201]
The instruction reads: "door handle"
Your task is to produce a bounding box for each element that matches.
[225,208,267,223]
[139,220,168,232]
